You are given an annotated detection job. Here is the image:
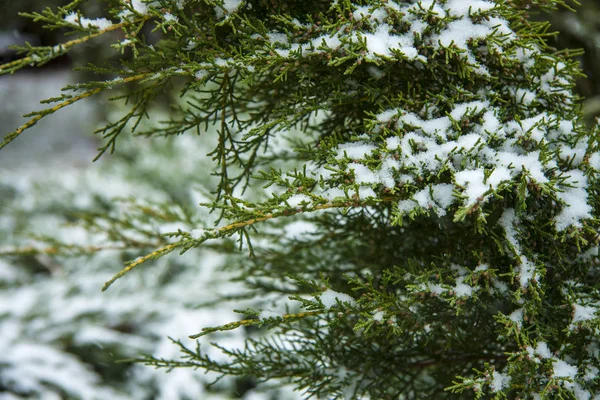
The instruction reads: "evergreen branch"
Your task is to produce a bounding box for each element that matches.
[0,19,145,76]
[0,72,151,151]
[0,87,102,151]
[189,310,322,339]
[101,201,363,291]
[102,240,184,291]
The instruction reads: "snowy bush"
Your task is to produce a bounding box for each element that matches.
[2,0,600,398]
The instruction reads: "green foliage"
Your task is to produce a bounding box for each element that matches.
[2,0,600,398]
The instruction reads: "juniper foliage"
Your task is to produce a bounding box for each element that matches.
[2,0,600,398]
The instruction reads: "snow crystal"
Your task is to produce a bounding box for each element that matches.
[398,199,418,214]
[507,113,549,142]
[558,141,587,166]
[495,151,547,183]
[558,120,575,136]
[313,34,342,50]
[514,46,538,69]
[74,326,150,349]
[63,12,113,30]
[434,18,491,51]
[537,66,571,96]
[445,0,496,17]
[428,284,446,295]
[348,163,378,185]
[481,110,500,133]
[313,165,334,181]
[127,0,149,15]
[373,310,385,322]
[358,187,377,199]
[353,5,387,23]
[266,32,288,44]
[490,371,510,392]
[374,159,397,189]
[411,184,455,216]
[555,170,592,230]
[450,101,488,121]
[482,16,515,38]
[487,167,511,189]
[414,188,436,209]
[455,169,487,205]
[453,279,474,297]
[320,289,356,308]
[214,58,229,67]
[500,209,520,250]
[386,136,401,150]
[499,210,539,287]
[409,0,444,15]
[514,88,536,105]
[361,24,419,60]
[509,308,523,328]
[457,133,482,151]
[518,257,536,288]
[377,109,398,123]
[4,343,117,399]
[214,0,243,19]
[223,0,243,13]
[419,116,452,136]
[552,360,578,379]
[535,341,552,359]
[572,304,597,324]
[64,12,79,24]
[430,184,454,208]
[367,66,385,79]
[163,12,178,23]
[336,142,376,160]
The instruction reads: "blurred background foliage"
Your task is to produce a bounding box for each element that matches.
[536,0,600,124]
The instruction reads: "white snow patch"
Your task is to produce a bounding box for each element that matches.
[490,371,511,392]
[572,304,597,324]
[373,310,385,322]
[64,12,113,30]
[555,170,591,230]
[321,289,356,308]
[552,360,578,379]
[336,143,376,160]
[509,308,524,328]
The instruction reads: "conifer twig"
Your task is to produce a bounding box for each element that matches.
[102,201,360,291]
[0,72,152,151]
[0,20,144,75]
[189,310,322,339]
